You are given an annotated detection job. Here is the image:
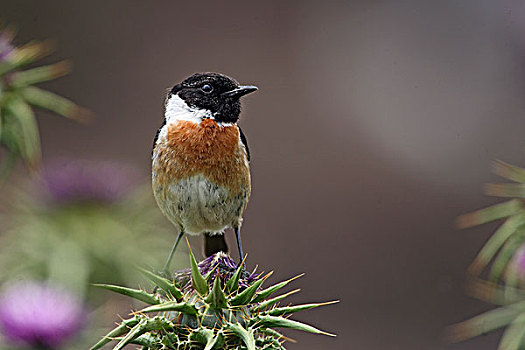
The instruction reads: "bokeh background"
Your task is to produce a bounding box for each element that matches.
[4,0,525,349]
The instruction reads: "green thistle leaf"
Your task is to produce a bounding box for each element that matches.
[488,233,523,283]
[4,96,40,167]
[139,301,198,315]
[130,334,162,348]
[113,319,149,350]
[188,242,208,296]
[114,317,174,350]
[190,328,218,350]
[250,289,301,313]
[230,274,268,306]
[468,212,525,275]
[225,257,245,294]
[456,200,523,229]
[8,41,54,70]
[20,86,89,121]
[138,267,183,301]
[204,273,228,309]
[492,160,525,183]
[252,274,304,303]
[499,310,525,350]
[255,315,336,337]
[9,61,71,88]
[93,284,160,305]
[226,323,256,350]
[485,183,525,198]
[90,316,140,350]
[448,301,525,342]
[268,300,340,317]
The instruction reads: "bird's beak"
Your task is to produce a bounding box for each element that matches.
[221,85,258,98]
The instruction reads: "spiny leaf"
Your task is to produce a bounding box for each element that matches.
[137,267,183,301]
[226,323,256,350]
[204,264,219,282]
[114,317,174,350]
[465,277,525,306]
[498,311,525,350]
[90,316,140,350]
[113,319,149,350]
[485,183,525,198]
[139,301,198,315]
[250,289,301,313]
[7,41,54,70]
[259,328,287,340]
[204,273,228,309]
[4,97,40,167]
[448,301,525,342]
[230,273,270,306]
[255,315,335,337]
[252,274,304,303]
[204,334,219,350]
[456,200,523,229]
[9,60,71,88]
[493,160,525,183]
[488,233,523,283]
[187,240,208,296]
[468,213,525,275]
[190,328,217,350]
[130,334,162,348]
[268,300,339,317]
[225,255,246,294]
[93,284,160,305]
[20,86,90,122]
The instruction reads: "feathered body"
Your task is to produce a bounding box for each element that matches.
[152,118,250,235]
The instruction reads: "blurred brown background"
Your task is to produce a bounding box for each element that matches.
[4,0,525,348]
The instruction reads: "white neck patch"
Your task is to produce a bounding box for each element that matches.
[165,94,214,124]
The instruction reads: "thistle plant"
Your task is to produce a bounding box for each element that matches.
[451,159,525,347]
[0,159,176,301]
[92,248,337,350]
[0,25,87,179]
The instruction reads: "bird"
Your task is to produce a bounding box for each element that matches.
[151,72,257,273]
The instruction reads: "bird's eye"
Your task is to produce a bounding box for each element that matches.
[201,84,213,93]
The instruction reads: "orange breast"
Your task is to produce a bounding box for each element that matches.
[153,119,250,194]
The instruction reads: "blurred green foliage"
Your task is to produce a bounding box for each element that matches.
[452,160,525,348]
[0,180,181,304]
[0,25,88,179]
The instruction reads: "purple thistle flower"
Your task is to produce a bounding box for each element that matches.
[41,159,140,205]
[0,281,85,349]
[174,252,260,291]
[0,31,13,62]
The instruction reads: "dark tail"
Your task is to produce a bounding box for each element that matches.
[204,233,228,257]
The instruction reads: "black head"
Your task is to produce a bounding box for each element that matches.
[169,72,257,123]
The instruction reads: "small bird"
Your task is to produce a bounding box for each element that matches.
[152,72,257,272]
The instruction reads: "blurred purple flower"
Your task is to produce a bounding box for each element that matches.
[0,281,84,349]
[516,247,525,274]
[41,159,140,205]
[175,252,260,291]
[0,31,13,62]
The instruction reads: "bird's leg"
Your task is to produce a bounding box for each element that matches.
[163,231,184,275]
[234,226,245,268]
